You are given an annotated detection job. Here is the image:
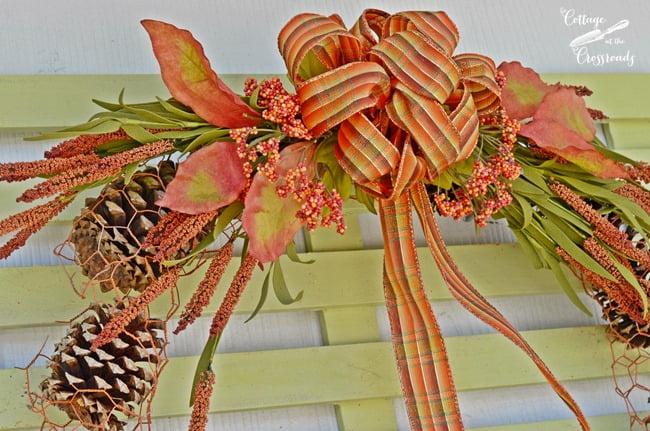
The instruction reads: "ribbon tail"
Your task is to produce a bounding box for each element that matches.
[379,194,463,431]
[410,183,591,431]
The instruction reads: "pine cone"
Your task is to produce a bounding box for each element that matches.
[593,289,650,348]
[40,303,164,431]
[71,161,204,293]
[592,214,650,348]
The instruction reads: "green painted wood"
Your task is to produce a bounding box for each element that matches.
[619,148,650,160]
[320,306,381,346]
[2,326,645,429]
[0,243,579,329]
[320,305,389,430]
[605,119,650,149]
[541,74,650,119]
[467,413,648,431]
[0,75,647,131]
[0,74,284,130]
[335,399,398,431]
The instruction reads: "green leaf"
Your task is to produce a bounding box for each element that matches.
[512,177,545,196]
[610,257,648,318]
[120,104,180,126]
[240,237,249,266]
[215,201,244,234]
[286,241,315,264]
[245,264,272,323]
[272,260,303,305]
[511,193,533,230]
[500,204,547,269]
[94,139,139,156]
[182,128,232,154]
[189,334,220,406]
[519,165,552,193]
[156,97,206,122]
[69,175,116,194]
[92,96,124,112]
[156,127,216,139]
[298,50,329,81]
[538,215,617,281]
[526,193,592,233]
[544,210,587,244]
[432,170,454,189]
[248,85,263,110]
[333,168,353,201]
[122,162,141,185]
[520,217,561,257]
[121,124,160,144]
[543,249,592,316]
[510,227,545,269]
[355,185,377,214]
[25,119,121,140]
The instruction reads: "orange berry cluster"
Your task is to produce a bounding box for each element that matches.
[434,111,522,227]
[276,163,346,234]
[230,127,281,183]
[495,70,506,90]
[244,77,312,140]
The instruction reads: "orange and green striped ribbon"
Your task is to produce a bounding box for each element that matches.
[278,8,590,431]
[380,192,462,430]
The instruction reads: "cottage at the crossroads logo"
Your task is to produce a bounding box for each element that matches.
[561,8,635,67]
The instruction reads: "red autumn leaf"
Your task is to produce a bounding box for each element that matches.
[521,120,627,178]
[242,142,316,263]
[497,61,558,120]
[156,141,247,214]
[141,19,260,128]
[533,88,596,141]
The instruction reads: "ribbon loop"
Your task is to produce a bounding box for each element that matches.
[279,8,500,197]
[297,61,391,137]
[382,11,460,55]
[386,85,461,177]
[350,9,389,51]
[453,53,500,113]
[278,13,361,84]
[336,113,400,184]
[370,30,461,103]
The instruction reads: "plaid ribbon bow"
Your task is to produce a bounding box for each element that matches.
[279,9,590,431]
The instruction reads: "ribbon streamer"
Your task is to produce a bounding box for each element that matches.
[279,9,589,430]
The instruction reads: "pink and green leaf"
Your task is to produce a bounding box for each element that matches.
[533,88,596,141]
[497,61,557,120]
[520,121,627,178]
[141,19,260,128]
[242,142,316,263]
[156,141,247,214]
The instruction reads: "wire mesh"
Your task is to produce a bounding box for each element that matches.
[608,329,650,430]
[53,161,207,299]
